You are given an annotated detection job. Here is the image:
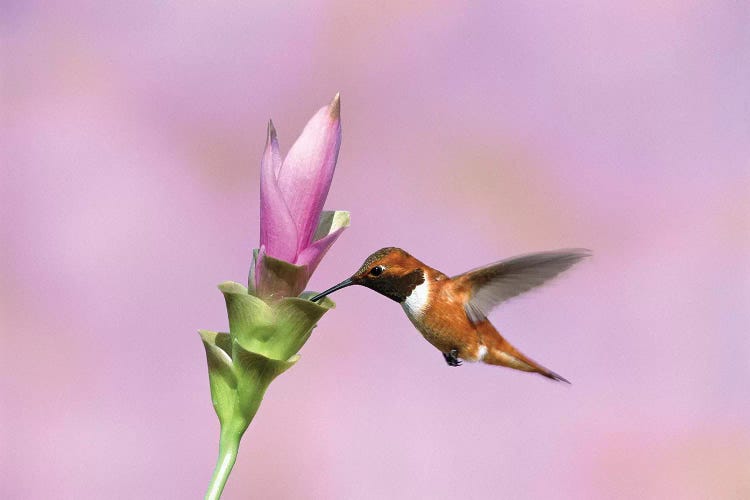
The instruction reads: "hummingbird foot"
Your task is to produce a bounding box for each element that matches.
[442,349,462,367]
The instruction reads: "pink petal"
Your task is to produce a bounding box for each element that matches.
[295,219,348,278]
[259,120,298,262]
[276,94,342,255]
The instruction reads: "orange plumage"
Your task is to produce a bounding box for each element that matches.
[311,247,589,382]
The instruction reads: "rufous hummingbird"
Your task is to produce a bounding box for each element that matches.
[310,247,589,382]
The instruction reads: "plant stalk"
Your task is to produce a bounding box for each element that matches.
[205,428,241,500]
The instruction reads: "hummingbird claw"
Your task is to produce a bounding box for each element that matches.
[443,349,462,367]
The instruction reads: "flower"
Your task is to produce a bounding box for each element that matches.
[201,95,347,498]
[253,94,349,298]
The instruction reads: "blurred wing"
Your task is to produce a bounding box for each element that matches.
[458,249,591,323]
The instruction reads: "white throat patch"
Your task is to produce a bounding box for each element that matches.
[401,280,430,319]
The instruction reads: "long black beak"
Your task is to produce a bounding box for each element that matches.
[310,278,355,302]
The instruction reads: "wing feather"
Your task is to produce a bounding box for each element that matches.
[459,249,591,323]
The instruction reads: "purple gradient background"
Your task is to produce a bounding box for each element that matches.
[2,2,749,499]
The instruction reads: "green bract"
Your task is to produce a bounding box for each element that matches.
[204,96,347,499]
[200,271,335,499]
[200,279,334,434]
[249,250,310,301]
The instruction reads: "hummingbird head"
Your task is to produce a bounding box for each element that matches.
[310,247,426,303]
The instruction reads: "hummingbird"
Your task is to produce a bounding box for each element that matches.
[310,247,590,382]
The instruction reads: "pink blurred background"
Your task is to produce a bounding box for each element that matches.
[2,2,749,499]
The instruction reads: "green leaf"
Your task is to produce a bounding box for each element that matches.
[219,281,335,360]
[247,249,260,295]
[255,254,309,299]
[199,330,237,425]
[266,297,335,359]
[218,281,276,349]
[298,291,336,309]
[231,339,299,420]
[313,210,350,240]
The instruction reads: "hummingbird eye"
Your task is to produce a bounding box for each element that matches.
[369,265,385,277]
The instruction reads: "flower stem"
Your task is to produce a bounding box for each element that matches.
[205,428,241,500]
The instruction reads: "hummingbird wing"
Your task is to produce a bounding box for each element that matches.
[457,249,590,324]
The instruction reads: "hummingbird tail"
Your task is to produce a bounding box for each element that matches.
[485,347,570,383]
[479,324,570,383]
